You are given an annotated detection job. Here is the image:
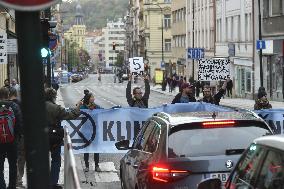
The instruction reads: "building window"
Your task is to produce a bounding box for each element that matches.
[164,0,171,3]
[270,0,283,16]
[165,39,171,51]
[246,70,251,92]
[164,14,171,28]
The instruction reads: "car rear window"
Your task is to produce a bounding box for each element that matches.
[168,122,271,158]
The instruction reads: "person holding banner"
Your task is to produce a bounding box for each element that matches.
[45,88,82,189]
[80,91,102,172]
[126,74,150,108]
[201,81,227,105]
[171,83,196,104]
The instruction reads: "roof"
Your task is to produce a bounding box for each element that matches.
[154,111,262,126]
[254,135,284,151]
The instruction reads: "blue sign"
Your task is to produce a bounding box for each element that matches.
[161,61,165,68]
[188,48,205,59]
[256,40,266,50]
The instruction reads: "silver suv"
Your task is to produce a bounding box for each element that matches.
[116,111,273,189]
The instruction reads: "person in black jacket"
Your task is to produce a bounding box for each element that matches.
[172,83,196,104]
[201,81,227,105]
[226,76,233,97]
[0,87,22,189]
[126,74,150,108]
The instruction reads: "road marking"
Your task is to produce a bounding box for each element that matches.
[92,162,120,183]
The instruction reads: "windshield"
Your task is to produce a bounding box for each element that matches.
[168,125,270,158]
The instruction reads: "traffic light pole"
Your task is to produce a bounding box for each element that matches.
[45,9,51,87]
[15,11,50,189]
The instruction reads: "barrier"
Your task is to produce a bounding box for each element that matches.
[64,127,81,189]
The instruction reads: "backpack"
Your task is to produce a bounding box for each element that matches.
[0,104,16,144]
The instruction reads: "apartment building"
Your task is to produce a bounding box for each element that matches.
[216,0,253,98]
[102,18,126,69]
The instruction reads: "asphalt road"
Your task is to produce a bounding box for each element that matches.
[60,74,173,188]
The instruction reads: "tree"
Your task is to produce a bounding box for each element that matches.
[115,51,124,68]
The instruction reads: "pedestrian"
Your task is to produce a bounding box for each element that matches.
[226,76,233,98]
[80,90,102,172]
[45,88,82,189]
[3,79,10,89]
[11,79,20,92]
[8,88,25,188]
[126,74,150,108]
[167,77,173,93]
[201,81,227,105]
[0,87,23,189]
[171,83,196,104]
[254,89,272,110]
[178,76,184,93]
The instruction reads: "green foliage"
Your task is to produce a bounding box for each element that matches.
[115,51,124,67]
[60,0,128,30]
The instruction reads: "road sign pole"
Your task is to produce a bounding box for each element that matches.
[258,0,263,87]
[15,11,50,189]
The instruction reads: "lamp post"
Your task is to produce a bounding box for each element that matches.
[258,0,263,87]
[144,3,164,66]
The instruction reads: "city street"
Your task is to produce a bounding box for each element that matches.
[60,74,173,189]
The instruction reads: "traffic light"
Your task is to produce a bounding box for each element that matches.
[112,42,116,51]
[41,48,49,58]
[40,19,50,48]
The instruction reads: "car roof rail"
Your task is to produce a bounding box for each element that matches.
[153,112,170,122]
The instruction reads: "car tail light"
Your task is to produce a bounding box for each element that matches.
[202,120,235,128]
[151,166,190,183]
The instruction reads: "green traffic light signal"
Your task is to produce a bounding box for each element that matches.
[41,48,51,58]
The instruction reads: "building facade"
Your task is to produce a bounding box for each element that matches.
[102,18,126,69]
[254,0,284,101]
[216,0,254,98]
[172,0,186,77]
[142,0,172,78]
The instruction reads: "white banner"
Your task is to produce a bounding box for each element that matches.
[129,57,144,75]
[198,59,230,81]
[0,31,7,64]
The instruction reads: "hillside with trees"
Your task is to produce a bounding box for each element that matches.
[60,0,128,31]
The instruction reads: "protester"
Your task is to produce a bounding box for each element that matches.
[3,79,10,89]
[45,88,82,189]
[126,74,150,108]
[0,87,22,189]
[8,87,25,188]
[226,76,233,98]
[171,83,196,104]
[11,79,20,92]
[80,90,102,172]
[201,81,227,105]
[178,76,184,93]
[254,88,272,110]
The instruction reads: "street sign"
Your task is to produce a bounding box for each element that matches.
[7,39,18,54]
[0,0,59,11]
[161,61,165,68]
[256,40,266,50]
[188,48,205,59]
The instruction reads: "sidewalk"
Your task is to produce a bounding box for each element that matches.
[151,85,284,110]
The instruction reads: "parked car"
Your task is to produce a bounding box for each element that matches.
[197,135,284,189]
[122,74,129,80]
[71,74,82,82]
[116,111,273,189]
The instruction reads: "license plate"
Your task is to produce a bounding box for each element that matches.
[209,173,230,183]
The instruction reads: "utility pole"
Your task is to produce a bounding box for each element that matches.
[192,0,195,80]
[44,9,51,87]
[16,11,50,189]
[258,0,263,87]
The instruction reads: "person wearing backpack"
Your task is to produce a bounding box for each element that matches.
[9,88,25,188]
[0,87,23,189]
[45,88,82,189]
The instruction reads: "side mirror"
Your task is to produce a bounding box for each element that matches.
[115,140,131,150]
[197,178,222,189]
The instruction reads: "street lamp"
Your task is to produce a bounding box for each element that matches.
[144,3,164,65]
